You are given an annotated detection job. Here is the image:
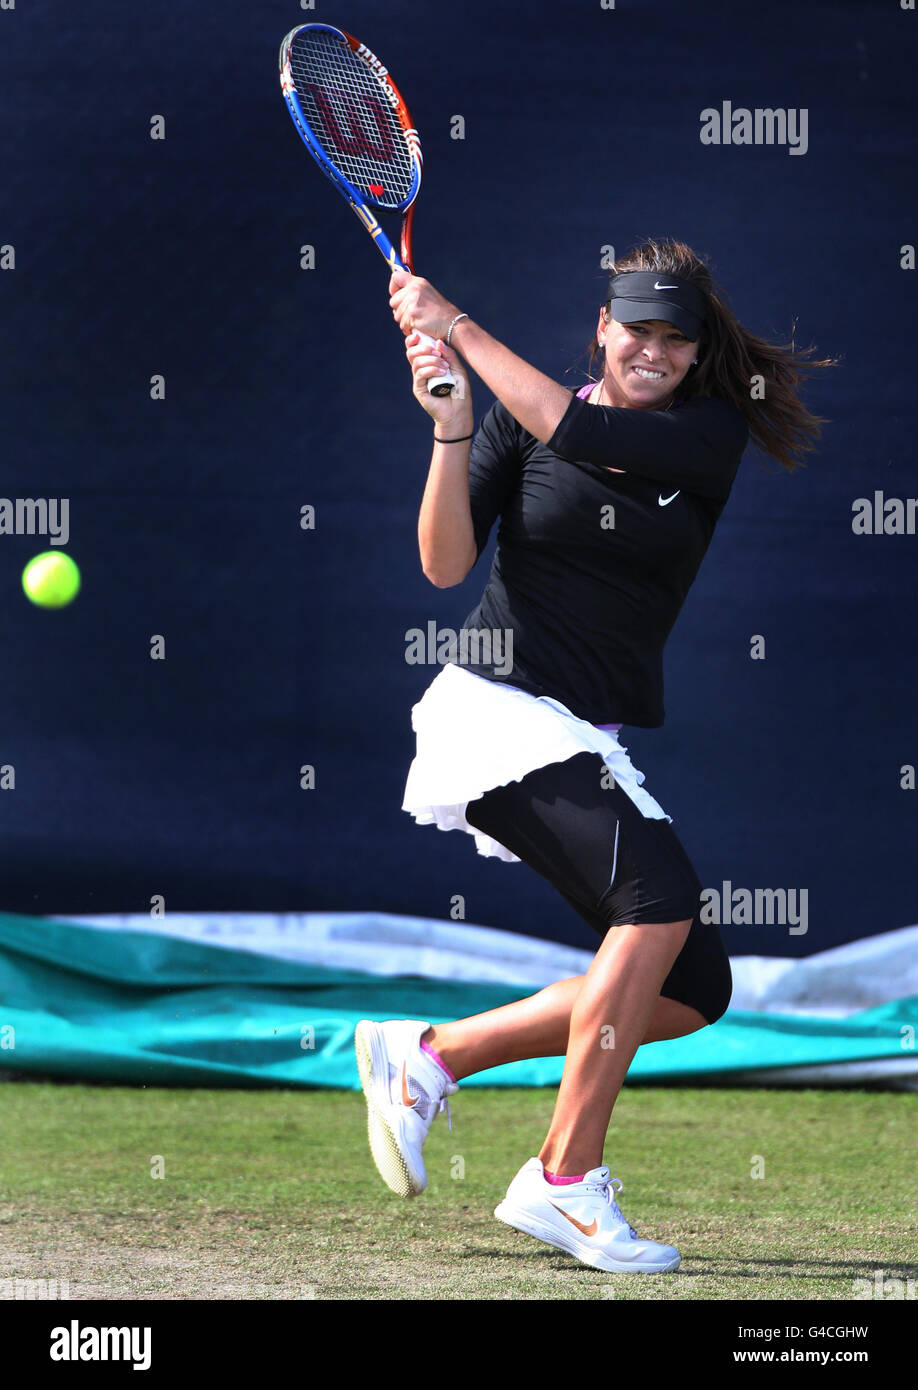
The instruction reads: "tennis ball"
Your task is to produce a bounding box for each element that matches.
[22,551,82,608]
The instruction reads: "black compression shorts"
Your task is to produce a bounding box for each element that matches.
[464,750,732,1025]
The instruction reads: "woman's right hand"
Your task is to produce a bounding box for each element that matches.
[405,332,472,427]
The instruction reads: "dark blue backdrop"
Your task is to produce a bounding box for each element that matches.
[1,0,915,956]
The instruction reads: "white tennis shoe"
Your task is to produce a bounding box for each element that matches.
[354,1018,458,1198]
[495,1157,681,1273]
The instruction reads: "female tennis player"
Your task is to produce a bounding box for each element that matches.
[354,238,835,1275]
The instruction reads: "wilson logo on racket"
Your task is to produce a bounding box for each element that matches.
[301,85,396,162]
[356,43,401,111]
[278,21,459,398]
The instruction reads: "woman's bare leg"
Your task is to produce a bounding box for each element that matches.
[423,942,706,1082]
[537,919,692,1175]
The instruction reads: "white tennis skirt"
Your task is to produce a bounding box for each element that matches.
[401,662,672,864]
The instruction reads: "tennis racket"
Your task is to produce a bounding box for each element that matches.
[278,22,458,398]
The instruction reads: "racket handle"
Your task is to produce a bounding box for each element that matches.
[413,330,460,398]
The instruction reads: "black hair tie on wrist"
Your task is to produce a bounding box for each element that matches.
[433,431,474,443]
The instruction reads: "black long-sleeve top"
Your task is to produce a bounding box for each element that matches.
[452,388,750,727]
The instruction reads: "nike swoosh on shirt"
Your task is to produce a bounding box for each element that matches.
[550,1203,598,1237]
[658,491,681,506]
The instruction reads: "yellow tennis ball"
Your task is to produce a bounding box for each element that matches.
[22,551,82,608]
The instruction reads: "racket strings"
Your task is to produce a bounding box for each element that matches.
[289,31,414,209]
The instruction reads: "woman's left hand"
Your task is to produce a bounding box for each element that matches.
[389,271,461,341]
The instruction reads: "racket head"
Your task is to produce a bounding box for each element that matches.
[279,24,423,218]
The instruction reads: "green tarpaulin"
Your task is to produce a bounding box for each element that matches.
[0,916,914,1088]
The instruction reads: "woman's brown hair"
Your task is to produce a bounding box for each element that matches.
[584,238,839,472]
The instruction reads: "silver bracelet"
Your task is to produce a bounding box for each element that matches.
[446,313,469,347]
